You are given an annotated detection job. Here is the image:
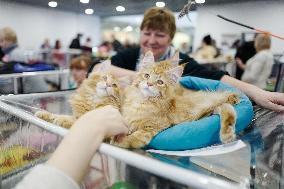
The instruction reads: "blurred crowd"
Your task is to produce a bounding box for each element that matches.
[0,25,276,93]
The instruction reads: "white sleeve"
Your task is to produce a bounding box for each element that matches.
[13,164,81,189]
[241,52,265,82]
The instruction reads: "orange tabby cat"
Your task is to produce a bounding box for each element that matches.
[35,60,121,128]
[114,52,239,149]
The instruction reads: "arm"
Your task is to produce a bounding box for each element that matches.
[235,57,246,71]
[15,106,128,189]
[221,75,284,112]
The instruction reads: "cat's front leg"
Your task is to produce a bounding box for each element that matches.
[53,115,76,129]
[214,103,236,143]
[114,129,157,149]
[35,110,56,123]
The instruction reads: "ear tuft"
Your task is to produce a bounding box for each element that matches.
[139,51,155,70]
[166,66,184,84]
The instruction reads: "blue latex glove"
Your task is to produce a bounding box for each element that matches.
[146,76,254,150]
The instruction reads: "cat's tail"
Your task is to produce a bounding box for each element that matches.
[214,103,237,144]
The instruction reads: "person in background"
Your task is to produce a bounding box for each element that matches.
[81,37,93,55]
[69,33,83,49]
[70,55,92,88]
[41,38,51,50]
[195,35,217,60]
[0,27,26,63]
[240,34,274,89]
[0,46,4,61]
[235,38,256,80]
[40,38,52,62]
[90,7,284,112]
[52,39,65,67]
[83,37,92,48]
[14,106,128,189]
[111,34,124,53]
[180,42,190,55]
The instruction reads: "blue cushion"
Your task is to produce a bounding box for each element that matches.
[146,76,254,150]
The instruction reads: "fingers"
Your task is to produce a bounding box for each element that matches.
[266,101,284,112]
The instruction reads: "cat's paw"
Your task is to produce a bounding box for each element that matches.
[227,93,240,105]
[35,111,53,122]
[53,117,74,129]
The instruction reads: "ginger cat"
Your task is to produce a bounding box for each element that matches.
[35,60,121,129]
[114,51,239,149]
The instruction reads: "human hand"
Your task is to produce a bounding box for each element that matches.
[75,105,129,137]
[251,89,284,112]
[235,58,245,70]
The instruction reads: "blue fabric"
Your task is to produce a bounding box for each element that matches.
[147,76,254,151]
[13,62,55,73]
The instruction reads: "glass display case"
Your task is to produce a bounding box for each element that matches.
[0,91,283,189]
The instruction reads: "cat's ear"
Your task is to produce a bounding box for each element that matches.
[96,59,111,73]
[170,51,180,66]
[139,51,155,70]
[166,66,184,84]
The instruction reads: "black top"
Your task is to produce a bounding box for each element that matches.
[235,41,256,80]
[110,47,227,80]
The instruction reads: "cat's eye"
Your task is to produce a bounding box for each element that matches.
[112,84,117,88]
[157,80,164,85]
[144,73,150,79]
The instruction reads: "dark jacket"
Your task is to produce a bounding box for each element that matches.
[110,47,227,80]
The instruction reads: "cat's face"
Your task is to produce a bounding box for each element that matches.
[133,51,183,99]
[95,74,120,98]
[87,60,120,99]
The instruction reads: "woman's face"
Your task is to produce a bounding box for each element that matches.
[71,69,87,86]
[140,28,171,60]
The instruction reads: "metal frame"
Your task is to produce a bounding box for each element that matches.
[0,69,70,94]
[0,100,246,189]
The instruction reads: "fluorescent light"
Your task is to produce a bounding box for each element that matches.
[85,8,94,14]
[116,6,125,12]
[195,0,205,3]
[113,27,121,32]
[48,1,57,8]
[156,1,165,7]
[125,26,133,32]
[80,0,89,3]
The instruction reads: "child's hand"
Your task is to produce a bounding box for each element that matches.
[76,105,129,137]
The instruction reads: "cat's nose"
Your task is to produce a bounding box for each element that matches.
[147,82,153,87]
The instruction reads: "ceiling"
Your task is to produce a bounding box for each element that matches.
[1,0,279,17]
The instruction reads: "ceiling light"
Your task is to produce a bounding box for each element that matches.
[113,27,121,32]
[156,1,165,8]
[80,0,89,3]
[195,0,205,3]
[125,26,133,32]
[85,8,94,14]
[48,1,57,8]
[116,6,125,12]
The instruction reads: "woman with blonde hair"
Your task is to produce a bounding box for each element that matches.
[239,34,274,89]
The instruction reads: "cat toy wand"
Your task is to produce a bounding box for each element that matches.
[179,0,284,41]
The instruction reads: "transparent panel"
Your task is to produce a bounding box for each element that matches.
[0,91,283,189]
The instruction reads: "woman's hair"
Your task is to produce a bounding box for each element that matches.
[203,35,212,45]
[70,55,92,70]
[0,27,18,44]
[54,40,61,50]
[140,7,176,40]
[255,33,271,52]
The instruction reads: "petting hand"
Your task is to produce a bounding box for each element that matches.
[76,105,129,137]
[251,89,284,112]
